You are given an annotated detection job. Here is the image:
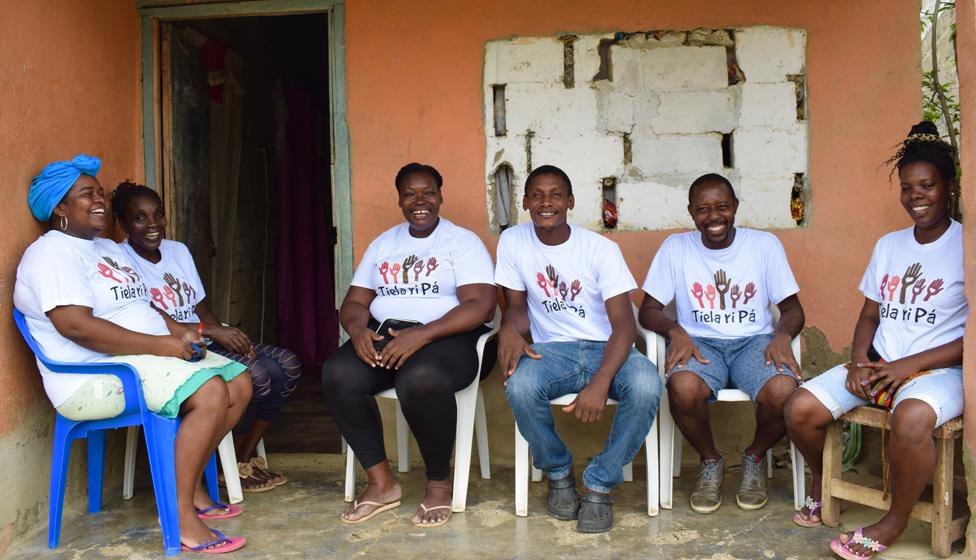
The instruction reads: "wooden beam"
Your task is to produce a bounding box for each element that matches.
[329,3,354,341]
[138,0,341,19]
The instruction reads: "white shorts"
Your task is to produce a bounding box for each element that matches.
[801,363,963,427]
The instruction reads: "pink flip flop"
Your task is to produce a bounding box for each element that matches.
[197,503,243,520]
[181,530,247,554]
[793,497,822,528]
[830,528,888,560]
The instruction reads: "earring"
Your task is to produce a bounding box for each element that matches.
[59,214,68,232]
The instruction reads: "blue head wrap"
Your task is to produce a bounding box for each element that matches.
[28,154,102,221]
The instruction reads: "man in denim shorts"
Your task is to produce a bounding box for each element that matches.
[638,173,805,513]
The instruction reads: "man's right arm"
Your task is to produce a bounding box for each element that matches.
[497,287,540,377]
[638,293,708,375]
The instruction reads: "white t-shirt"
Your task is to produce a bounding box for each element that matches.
[859,220,967,362]
[351,218,495,324]
[642,228,799,339]
[120,239,205,324]
[13,231,169,406]
[494,223,637,343]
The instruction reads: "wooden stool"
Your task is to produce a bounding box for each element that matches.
[822,406,967,558]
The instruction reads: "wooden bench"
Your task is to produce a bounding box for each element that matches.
[822,406,967,558]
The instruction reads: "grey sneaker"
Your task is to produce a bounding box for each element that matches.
[736,451,768,510]
[690,457,724,514]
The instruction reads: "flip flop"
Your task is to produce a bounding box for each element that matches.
[197,503,243,520]
[793,497,822,528]
[829,527,888,560]
[181,529,247,554]
[340,499,401,525]
[411,504,452,528]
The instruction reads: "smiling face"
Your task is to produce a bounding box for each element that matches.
[523,172,574,233]
[899,160,953,239]
[398,171,442,237]
[120,193,167,259]
[688,180,738,250]
[52,175,107,240]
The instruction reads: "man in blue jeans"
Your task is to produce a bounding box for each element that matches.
[496,164,661,533]
[638,173,804,514]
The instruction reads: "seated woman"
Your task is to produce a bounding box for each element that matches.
[784,122,966,560]
[14,156,252,553]
[112,181,301,493]
[322,162,497,527]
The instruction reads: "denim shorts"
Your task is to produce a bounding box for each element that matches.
[670,333,795,402]
[801,363,963,427]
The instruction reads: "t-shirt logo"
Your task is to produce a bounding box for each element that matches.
[689,269,758,324]
[879,263,944,325]
[97,256,147,302]
[535,264,585,317]
[149,272,198,320]
[376,255,440,296]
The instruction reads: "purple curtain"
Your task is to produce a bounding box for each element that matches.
[276,81,339,365]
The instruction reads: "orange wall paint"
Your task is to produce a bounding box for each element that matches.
[345,0,920,353]
[0,0,143,434]
[956,0,975,451]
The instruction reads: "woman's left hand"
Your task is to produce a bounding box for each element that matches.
[378,327,430,369]
[860,360,916,397]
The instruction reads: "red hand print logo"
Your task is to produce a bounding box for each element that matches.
[425,257,439,277]
[379,262,390,284]
[102,257,134,282]
[690,282,705,308]
[162,286,178,308]
[183,281,193,302]
[413,259,425,281]
[886,275,900,302]
[97,263,124,283]
[911,278,927,304]
[390,263,401,284]
[730,284,741,308]
[879,273,889,301]
[924,278,944,302]
[150,287,169,310]
[705,284,716,309]
[570,279,582,301]
[536,272,551,297]
[742,282,757,305]
[558,281,568,300]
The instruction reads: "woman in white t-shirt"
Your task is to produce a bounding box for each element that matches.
[322,163,497,528]
[13,156,251,553]
[784,122,966,560]
[112,181,301,494]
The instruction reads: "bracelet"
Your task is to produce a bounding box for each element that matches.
[198,322,205,336]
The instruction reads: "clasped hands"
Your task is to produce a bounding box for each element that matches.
[350,324,430,369]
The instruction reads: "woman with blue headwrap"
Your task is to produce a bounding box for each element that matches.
[13,156,250,554]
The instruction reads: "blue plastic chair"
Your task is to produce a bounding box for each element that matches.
[13,309,219,556]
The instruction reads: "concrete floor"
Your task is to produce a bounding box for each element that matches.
[4,454,966,559]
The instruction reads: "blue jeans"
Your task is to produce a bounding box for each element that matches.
[505,341,661,493]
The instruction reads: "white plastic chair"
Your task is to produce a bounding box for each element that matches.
[652,302,806,511]
[514,307,660,517]
[123,427,265,505]
[344,307,500,513]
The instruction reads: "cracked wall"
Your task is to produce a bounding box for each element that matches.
[484,27,807,232]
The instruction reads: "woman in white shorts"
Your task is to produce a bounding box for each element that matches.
[14,156,252,553]
[784,121,966,560]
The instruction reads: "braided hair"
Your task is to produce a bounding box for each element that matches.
[111,180,161,224]
[886,121,957,182]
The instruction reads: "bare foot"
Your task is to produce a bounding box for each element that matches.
[179,513,222,549]
[192,481,231,515]
[342,481,402,522]
[411,480,452,526]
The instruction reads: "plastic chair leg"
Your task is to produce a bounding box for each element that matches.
[645,415,660,516]
[344,445,356,503]
[48,417,75,549]
[123,426,139,500]
[395,401,410,473]
[623,462,634,482]
[142,415,181,556]
[256,438,267,464]
[766,448,774,479]
[204,453,219,503]
[475,389,491,480]
[531,465,542,482]
[658,386,675,510]
[451,382,478,512]
[515,426,530,517]
[87,429,106,513]
[791,442,806,510]
[217,433,243,504]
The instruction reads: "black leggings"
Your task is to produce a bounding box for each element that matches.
[322,324,494,481]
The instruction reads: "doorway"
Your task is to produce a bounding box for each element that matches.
[154,13,342,453]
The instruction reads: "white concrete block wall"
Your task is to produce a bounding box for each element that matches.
[734,27,806,83]
[484,26,807,232]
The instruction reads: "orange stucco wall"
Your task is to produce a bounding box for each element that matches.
[345,0,919,355]
[957,0,975,452]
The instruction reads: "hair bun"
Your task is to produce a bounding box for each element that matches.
[908,121,939,137]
